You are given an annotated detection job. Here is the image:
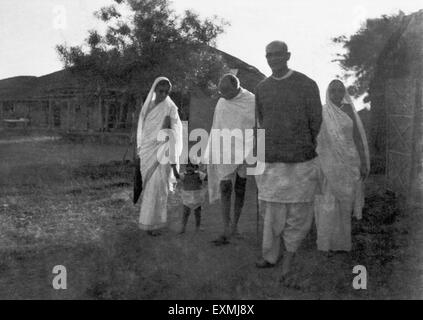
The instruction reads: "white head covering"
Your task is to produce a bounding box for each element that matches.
[136,76,173,150]
[316,80,370,220]
[326,80,371,177]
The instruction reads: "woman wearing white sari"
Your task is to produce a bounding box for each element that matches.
[314,80,370,252]
[137,77,183,236]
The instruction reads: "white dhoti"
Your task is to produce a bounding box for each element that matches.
[255,159,320,261]
[262,202,314,262]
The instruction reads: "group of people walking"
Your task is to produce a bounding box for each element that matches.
[135,40,370,285]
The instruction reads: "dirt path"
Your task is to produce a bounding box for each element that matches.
[0,140,421,299]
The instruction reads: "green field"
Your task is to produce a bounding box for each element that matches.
[0,132,421,299]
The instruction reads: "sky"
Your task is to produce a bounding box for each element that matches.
[1,0,422,108]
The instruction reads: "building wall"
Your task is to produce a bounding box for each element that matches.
[29,102,49,127]
[372,12,423,206]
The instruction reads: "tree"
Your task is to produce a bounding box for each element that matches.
[56,0,230,96]
[332,11,405,100]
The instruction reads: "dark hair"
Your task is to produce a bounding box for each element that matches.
[221,74,240,89]
[329,79,345,89]
[156,79,171,89]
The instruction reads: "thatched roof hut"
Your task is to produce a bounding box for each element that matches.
[369,9,423,206]
[0,49,265,136]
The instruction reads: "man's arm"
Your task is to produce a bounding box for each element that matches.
[255,88,263,129]
[306,80,323,147]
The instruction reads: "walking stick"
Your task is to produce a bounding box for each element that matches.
[133,97,143,205]
[254,102,260,247]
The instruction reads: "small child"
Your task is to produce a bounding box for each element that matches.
[173,162,207,234]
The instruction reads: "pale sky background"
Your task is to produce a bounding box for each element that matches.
[0,0,422,108]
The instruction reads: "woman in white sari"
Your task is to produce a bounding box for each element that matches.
[137,77,183,236]
[314,79,370,252]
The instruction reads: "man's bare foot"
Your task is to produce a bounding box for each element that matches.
[147,230,161,237]
[281,252,294,275]
[255,258,276,268]
[327,251,335,258]
[230,226,243,239]
[279,252,308,290]
[212,235,230,246]
[280,271,301,289]
[279,252,296,285]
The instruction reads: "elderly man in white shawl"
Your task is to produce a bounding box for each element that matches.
[136,77,183,236]
[207,74,256,246]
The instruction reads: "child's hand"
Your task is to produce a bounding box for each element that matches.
[171,164,180,180]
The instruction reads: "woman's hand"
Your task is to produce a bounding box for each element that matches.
[171,164,180,180]
[360,164,368,180]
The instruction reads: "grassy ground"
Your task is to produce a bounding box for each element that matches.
[0,131,421,299]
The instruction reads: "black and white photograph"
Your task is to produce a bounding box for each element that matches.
[0,0,422,301]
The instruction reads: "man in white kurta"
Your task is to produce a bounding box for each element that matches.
[254,41,322,283]
[206,74,256,245]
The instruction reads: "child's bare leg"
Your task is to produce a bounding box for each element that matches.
[232,174,246,236]
[194,207,202,232]
[179,205,190,234]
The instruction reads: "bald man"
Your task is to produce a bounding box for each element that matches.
[206,74,256,245]
[254,41,322,285]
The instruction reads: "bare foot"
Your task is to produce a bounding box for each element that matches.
[230,227,243,239]
[255,258,276,268]
[212,235,230,246]
[327,251,335,258]
[280,271,301,290]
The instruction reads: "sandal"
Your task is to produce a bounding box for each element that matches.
[211,235,230,246]
[255,259,276,269]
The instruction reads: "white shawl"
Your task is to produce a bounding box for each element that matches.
[317,84,370,219]
[205,88,256,203]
